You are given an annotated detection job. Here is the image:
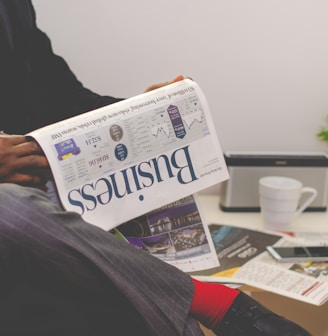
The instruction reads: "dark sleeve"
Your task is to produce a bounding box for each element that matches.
[24,1,124,123]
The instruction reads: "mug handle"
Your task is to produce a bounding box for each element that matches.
[295,187,318,216]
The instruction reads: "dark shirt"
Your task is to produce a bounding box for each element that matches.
[0,0,121,134]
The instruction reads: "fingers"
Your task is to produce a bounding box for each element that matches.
[0,135,45,163]
[171,74,185,83]
[14,139,43,157]
[16,154,49,170]
[0,172,45,186]
[0,135,43,157]
[0,134,27,145]
[0,134,49,188]
[0,135,49,182]
[144,74,187,92]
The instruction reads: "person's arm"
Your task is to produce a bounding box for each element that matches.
[26,28,123,121]
[16,1,186,130]
[16,0,122,129]
[27,26,184,115]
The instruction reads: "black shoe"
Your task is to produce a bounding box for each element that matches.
[214,292,311,336]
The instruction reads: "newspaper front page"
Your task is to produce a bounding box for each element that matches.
[192,224,328,306]
[29,79,229,230]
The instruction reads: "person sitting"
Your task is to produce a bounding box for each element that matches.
[0,1,311,335]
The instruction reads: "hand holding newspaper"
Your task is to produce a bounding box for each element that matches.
[28,79,229,230]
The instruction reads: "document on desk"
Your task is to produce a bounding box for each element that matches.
[191,224,328,306]
[286,231,328,246]
[29,79,228,230]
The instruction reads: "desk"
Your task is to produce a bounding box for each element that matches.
[197,193,328,232]
[197,192,328,336]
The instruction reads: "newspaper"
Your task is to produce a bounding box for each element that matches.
[28,79,229,230]
[192,224,328,306]
[113,194,220,273]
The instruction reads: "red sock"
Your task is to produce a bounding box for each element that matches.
[189,278,240,330]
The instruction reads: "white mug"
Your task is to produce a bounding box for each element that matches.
[259,176,318,231]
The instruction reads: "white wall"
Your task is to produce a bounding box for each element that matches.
[32,0,328,154]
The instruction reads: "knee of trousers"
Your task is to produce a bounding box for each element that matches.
[0,183,24,202]
[0,183,33,205]
[0,183,49,229]
[0,184,37,259]
[0,183,59,258]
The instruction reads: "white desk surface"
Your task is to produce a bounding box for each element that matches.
[197,193,328,233]
[197,192,328,336]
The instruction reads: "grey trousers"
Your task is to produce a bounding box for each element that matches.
[0,184,204,336]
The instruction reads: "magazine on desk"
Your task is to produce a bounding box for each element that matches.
[28,79,229,230]
[191,223,328,306]
[113,194,220,273]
